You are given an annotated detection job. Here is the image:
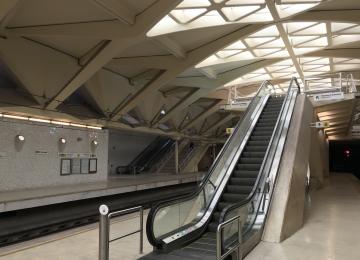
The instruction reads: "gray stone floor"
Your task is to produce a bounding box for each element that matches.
[0,173,359,260]
[245,173,360,260]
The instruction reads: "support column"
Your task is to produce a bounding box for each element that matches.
[212,144,216,162]
[175,139,179,174]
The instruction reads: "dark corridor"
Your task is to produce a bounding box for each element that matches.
[329,140,360,179]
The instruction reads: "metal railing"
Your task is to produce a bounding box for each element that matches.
[98,205,144,260]
[217,216,242,260]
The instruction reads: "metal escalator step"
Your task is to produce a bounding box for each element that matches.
[230,177,257,185]
[202,232,216,239]
[267,100,283,104]
[252,131,273,137]
[196,236,216,245]
[242,151,266,158]
[265,103,282,107]
[222,193,247,202]
[259,114,278,118]
[261,110,279,116]
[177,247,216,258]
[244,146,267,152]
[250,136,271,141]
[239,157,263,164]
[187,241,217,252]
[247,140,270,146]
[233,170,259,178]
[217,202,232,210]
[259,117,277,121]
[226,185,252,194]
[236,163,261,171]
[256,122,276,127]
[257,117,277,123]
[254,126,274,131]
[262,108,281,113]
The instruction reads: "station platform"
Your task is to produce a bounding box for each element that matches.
[0,172,204,213]
[1,173,359,260]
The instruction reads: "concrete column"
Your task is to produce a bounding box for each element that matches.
[175,140,179,174]
[212,144,216,162]
[262,95,313,243]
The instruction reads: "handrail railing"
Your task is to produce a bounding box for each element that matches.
[219,78,299,222]
[99,205,144,260]
[217,216,242,260]
[218,78,300,244]
[146,80,275,248]
[178,142,200,172]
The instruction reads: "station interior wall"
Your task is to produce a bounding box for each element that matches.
[0,119,109,191]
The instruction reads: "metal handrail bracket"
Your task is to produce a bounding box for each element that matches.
[99,205,144,260]
[217,216,242,260]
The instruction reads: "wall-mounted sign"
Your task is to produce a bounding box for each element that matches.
[221,101,250,111]
[58,153,95,158]
[226,128,234,135]
[310,121,330,129]
[60,158,71,175]
[35,150,48,155]
[313,92,344,102]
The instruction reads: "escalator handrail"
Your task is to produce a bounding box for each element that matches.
[128,136,164,168]
[219,77,300,223]
[146,80,274,247]
[140,138,175,170]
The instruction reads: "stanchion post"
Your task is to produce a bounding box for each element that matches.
[99,205,110,260]
[139,207,144,254]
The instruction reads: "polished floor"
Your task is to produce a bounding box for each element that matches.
[0,211,154,260]
[0,173,359,260]
[246,173,360,260]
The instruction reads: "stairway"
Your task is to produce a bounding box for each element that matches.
[172,96,284,258]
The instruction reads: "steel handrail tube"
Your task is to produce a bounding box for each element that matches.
[217,216,242,260]
[98,205,144,260]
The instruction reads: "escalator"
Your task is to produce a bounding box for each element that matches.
[141,78,300,260]
[117,137,174,174]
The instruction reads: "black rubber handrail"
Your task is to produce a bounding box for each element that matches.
[146,80,274,248]
[218,77,300,224]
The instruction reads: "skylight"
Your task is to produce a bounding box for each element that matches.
[148,0,321,36]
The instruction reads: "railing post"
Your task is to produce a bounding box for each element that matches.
[175,139,179,174]
[216,227,222,260]
[139,207,144,254]
[99,205,110,260]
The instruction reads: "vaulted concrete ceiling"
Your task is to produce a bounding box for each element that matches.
[0,0,359,140]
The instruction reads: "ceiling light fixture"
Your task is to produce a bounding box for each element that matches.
[86,125,102,130]
[4,114,28,120]
[51,120,70,126]
[16,135,25,142]
[29,118,51,123]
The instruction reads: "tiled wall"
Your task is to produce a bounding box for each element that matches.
[0,119,109,191]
